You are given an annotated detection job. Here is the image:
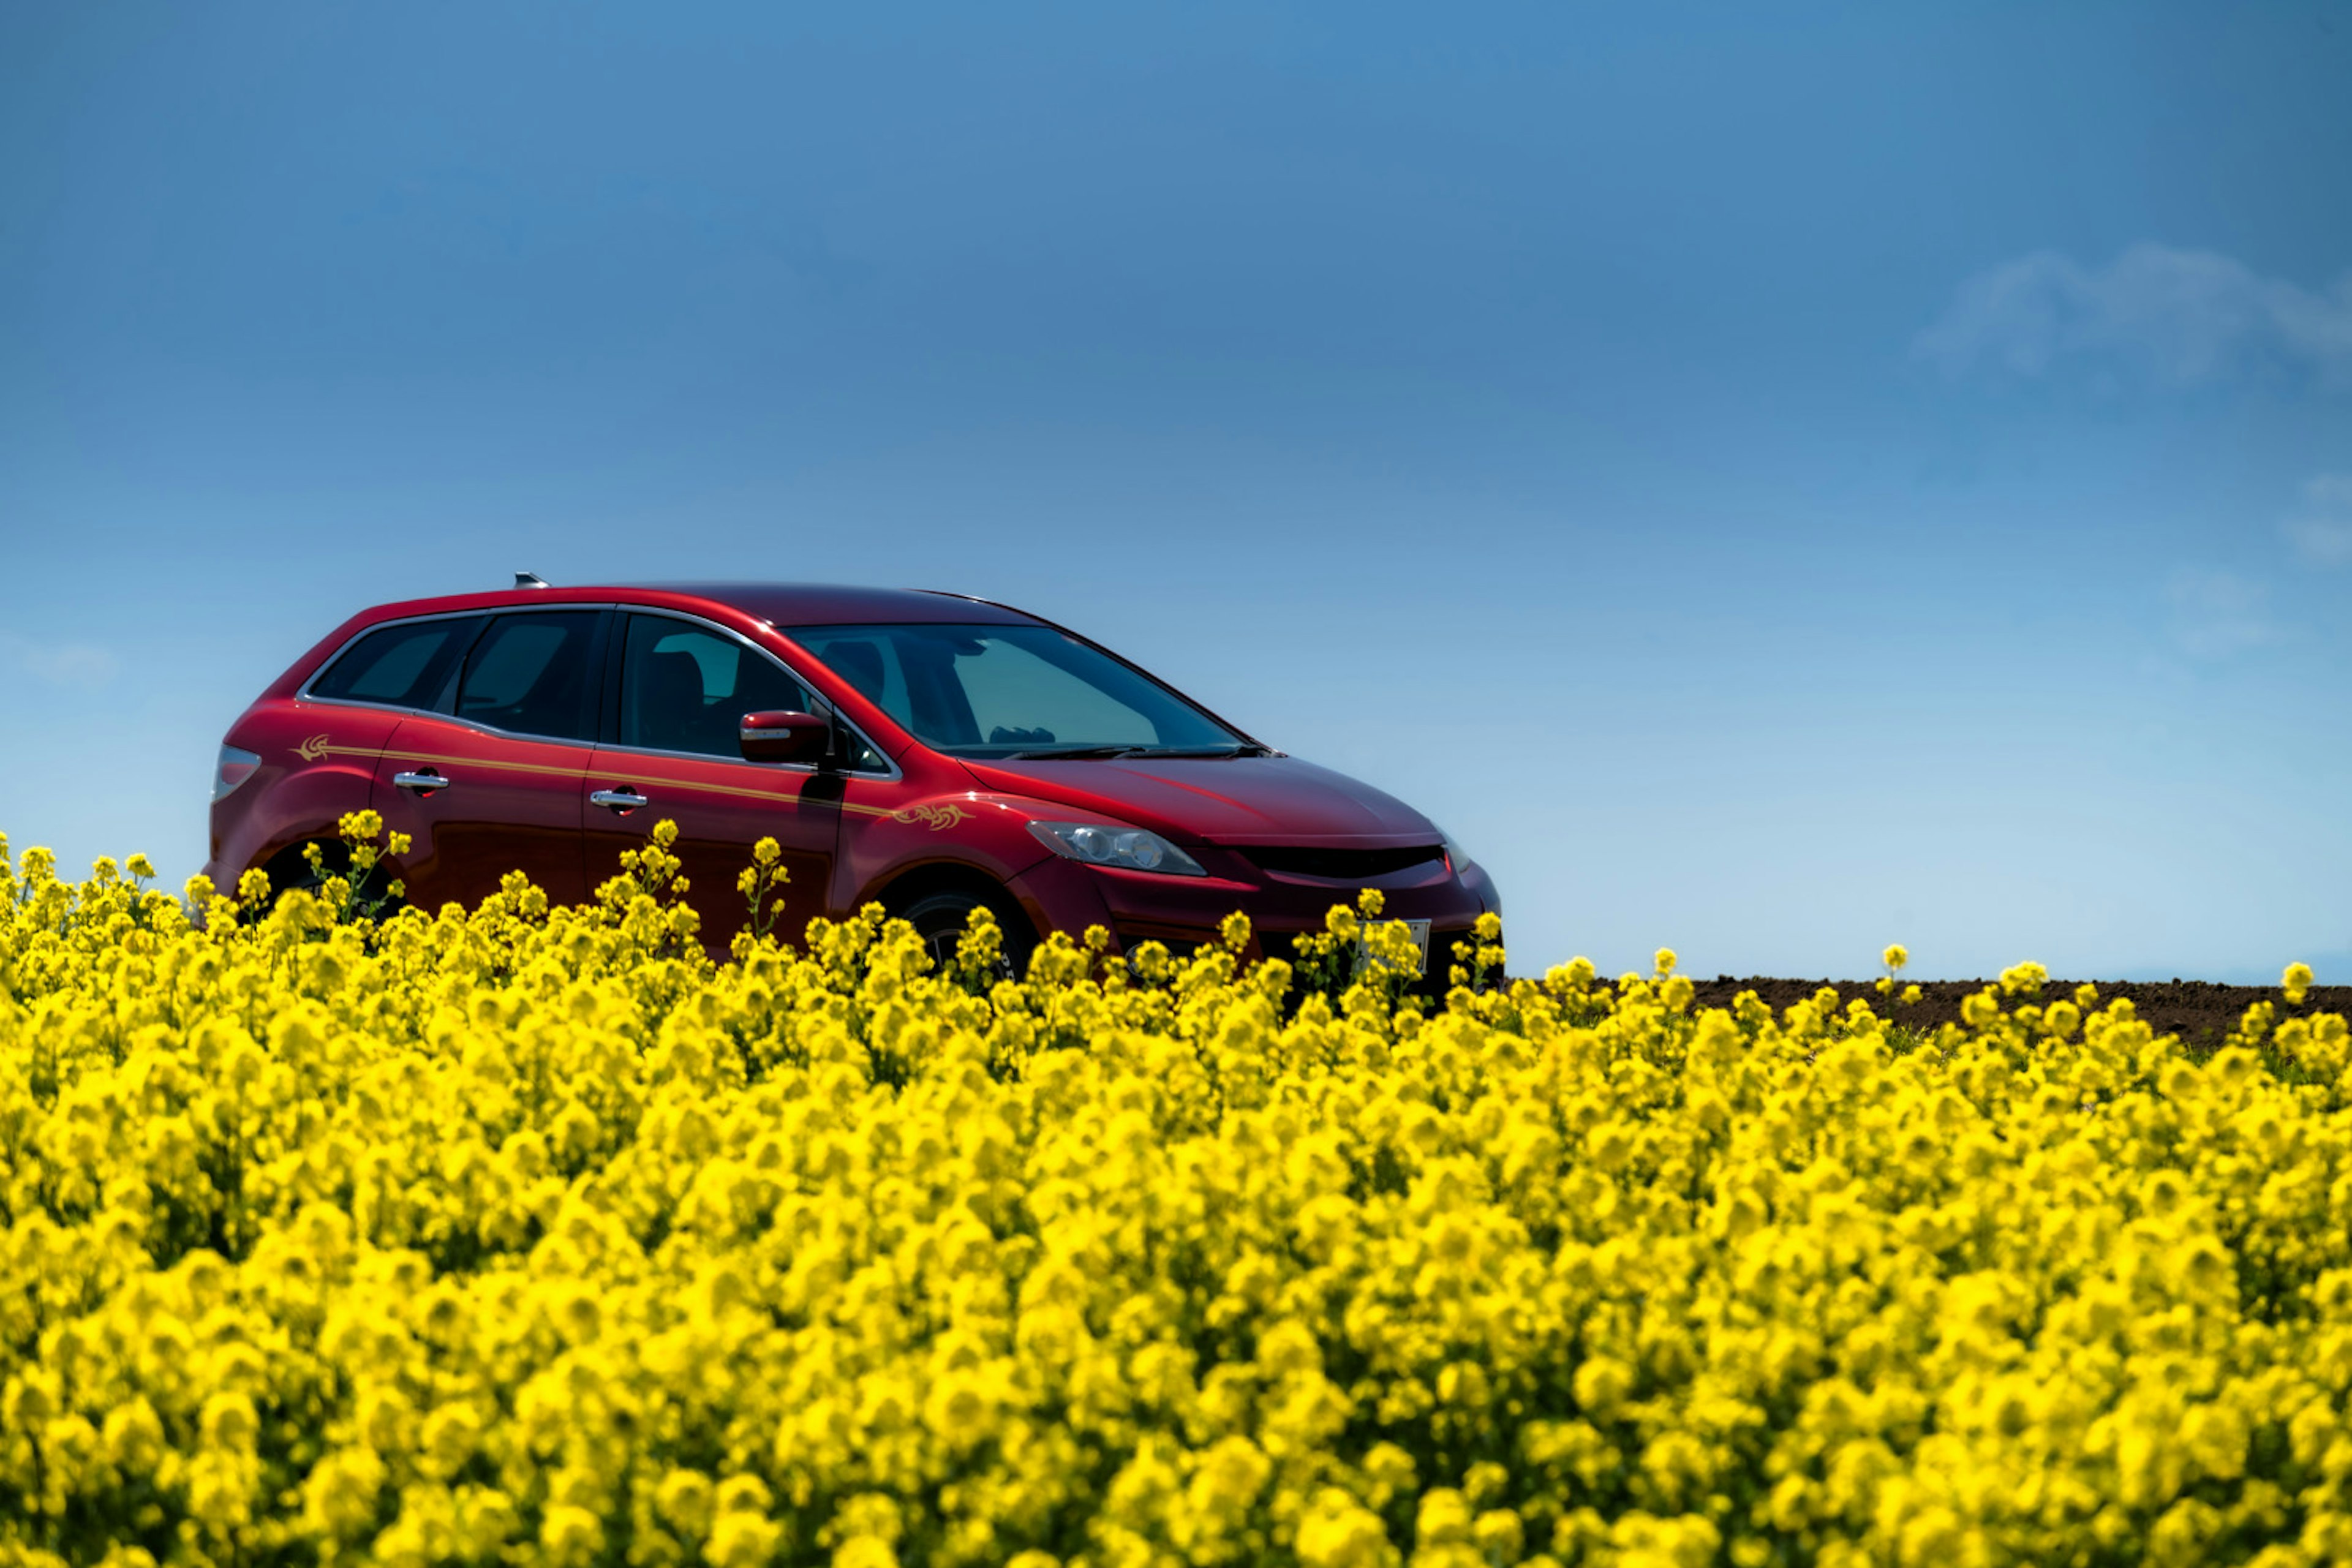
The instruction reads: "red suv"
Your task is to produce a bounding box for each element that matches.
[205,582,1499,970]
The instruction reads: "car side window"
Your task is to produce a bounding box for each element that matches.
[619,616,814,758]
[309,617,482,709]
[782,632,899,771]
[455,611,601,741]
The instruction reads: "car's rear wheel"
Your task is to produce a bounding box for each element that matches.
[898,887,1036,981]
[258,841,406,921]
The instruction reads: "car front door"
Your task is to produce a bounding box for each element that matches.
[582,612,841,950]
[375,608,608,912]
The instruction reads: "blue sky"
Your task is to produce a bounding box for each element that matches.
[3,2,2347,981]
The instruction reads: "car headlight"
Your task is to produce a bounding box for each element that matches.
[1028,820,1207,876]
[1440,827,1476,875]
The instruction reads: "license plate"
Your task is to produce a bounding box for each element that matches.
[1356,919,1433,977]
[1403,920,1431,963]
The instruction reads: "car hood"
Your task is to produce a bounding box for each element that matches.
[958,755,1438,846]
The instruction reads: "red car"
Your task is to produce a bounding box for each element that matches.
[205,581,1499,972]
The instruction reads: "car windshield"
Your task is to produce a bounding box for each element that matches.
[786,622,1251,758]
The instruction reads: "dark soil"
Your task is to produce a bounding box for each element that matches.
[1676,978,2349,1050]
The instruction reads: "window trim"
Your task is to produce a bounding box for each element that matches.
[300,603,899,778]
[296,607,496,723]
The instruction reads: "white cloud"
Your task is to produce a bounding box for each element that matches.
[2284,473,2352,567]
[1917,244,2352,386]
[2166,568,2280,659]
[0,634,122,692]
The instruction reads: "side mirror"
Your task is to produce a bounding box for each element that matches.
[739,710,832,765]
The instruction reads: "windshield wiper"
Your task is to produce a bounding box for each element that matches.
[1004,745,1147,760]
[1003,742,1271,761]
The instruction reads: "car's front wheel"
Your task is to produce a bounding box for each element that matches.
[898,887,1036,981]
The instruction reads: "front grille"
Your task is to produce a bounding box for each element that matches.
[1243,843,1446,881]
[1257,927,1479,993]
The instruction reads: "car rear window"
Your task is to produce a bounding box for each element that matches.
[455,611,601,741]
[309,617,481,709]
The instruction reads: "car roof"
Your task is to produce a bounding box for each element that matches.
[355,582,1044,628]
[645,582,1040,627]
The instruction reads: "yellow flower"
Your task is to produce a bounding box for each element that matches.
[539,1505,605,1567]
[1295,1490,1396,1568]
[656,1469,717,1538]
[0,820,2343,1568]
[198,1391,258,1451]
[711,1511,786,1568]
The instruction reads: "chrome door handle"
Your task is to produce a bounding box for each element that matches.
[590,788,650,812]
[393,770,448,794]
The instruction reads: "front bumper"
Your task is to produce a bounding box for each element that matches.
[1005,851,1496,965]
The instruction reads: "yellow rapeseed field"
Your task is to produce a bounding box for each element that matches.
[2,817,2348,1568]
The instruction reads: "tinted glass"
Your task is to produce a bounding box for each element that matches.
[620,616,813,758]
[788,623,1242,758]
[455,611,600,740]
[310,617,480,709]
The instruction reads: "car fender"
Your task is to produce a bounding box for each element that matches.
[205,703,405,886]
[835,789,1142,912]
[209,761,381,889]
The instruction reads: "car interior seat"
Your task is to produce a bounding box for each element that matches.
[638,649,711,752]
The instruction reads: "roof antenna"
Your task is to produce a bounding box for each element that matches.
[514,571,550,589]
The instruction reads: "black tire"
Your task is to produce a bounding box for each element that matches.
[238,844,340,923]
[898,888,1036,981]
[260,843,405,921]
[266,840,341,892]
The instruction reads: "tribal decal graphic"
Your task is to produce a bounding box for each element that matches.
[296,734,382,762]
[889,802,972,831]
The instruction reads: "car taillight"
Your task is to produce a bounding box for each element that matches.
[213,744,261,802]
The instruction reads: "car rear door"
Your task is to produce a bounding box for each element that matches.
[252,614,485,881]
[582,611,840,949]
[375,608,609,912]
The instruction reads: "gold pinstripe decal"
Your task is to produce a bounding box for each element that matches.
[300,734,972,831]
[296,734,379,762]
[386,751,588,781]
